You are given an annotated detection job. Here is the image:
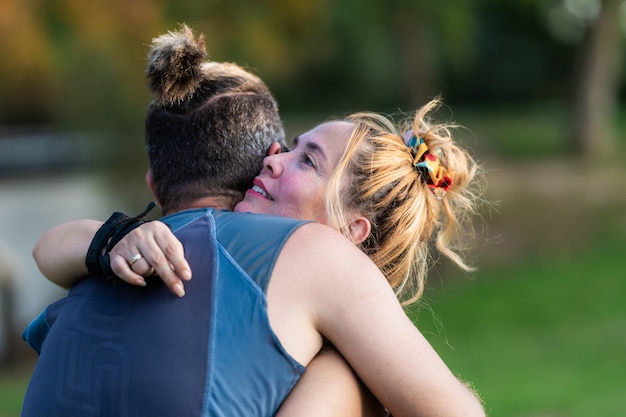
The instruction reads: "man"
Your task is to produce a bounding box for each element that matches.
[22,25,298,417]
[22,26,484,417]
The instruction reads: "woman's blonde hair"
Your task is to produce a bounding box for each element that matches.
[325,98,485,306]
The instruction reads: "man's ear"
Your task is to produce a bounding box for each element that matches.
[145,170,160,205]
[267,142,282,156]
[347,214,371,245]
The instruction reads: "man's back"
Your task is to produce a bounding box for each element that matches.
[22,209,308,417]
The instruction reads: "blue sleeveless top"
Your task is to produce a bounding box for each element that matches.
[22,208,309,417]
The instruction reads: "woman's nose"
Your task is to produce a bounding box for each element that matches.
[263,152,283,177]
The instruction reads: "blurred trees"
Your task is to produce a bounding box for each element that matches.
[570,0,624,158]
[0,0,60,125]
[0,0,624,157]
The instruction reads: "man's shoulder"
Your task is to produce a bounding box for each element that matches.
[215,210,309,227]
[162,208,310,233]
[214,211,310,241]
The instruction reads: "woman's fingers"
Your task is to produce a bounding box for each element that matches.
[110,254,147,286]
[129,255,156,276]
[152,226,192,282]
[109,221,191,297]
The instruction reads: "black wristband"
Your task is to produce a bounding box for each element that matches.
[86,211,131,277]
[85,202,157,279]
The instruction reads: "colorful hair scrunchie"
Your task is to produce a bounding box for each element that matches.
[407,136,453,200]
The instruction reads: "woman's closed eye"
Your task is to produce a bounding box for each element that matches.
[298,152,315,168]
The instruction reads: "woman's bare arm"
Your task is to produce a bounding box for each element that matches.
[276,346,385,417]
[32,220,102,288]
[32,220,191,295]
[281,223,485,417]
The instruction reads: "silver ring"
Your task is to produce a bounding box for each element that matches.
[127,253,144,266]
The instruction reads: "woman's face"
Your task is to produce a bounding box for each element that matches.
[234,121,354,224]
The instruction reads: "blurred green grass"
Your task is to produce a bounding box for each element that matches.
[0,365,32,417]
[410,232,626,417]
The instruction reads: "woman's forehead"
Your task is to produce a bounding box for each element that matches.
[304,121,354,142]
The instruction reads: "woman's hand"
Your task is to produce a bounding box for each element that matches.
[34,219,191,296]
[109,221,192,297]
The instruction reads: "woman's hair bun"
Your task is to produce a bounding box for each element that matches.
[146,24,208,106]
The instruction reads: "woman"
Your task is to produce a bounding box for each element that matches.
[33,100,484,416]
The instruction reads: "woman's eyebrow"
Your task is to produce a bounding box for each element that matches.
[304,141,327,161]
[296,136,327,158]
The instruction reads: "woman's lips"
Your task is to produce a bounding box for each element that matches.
[249,179,272,200]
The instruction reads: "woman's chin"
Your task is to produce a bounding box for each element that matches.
[234,199,265,214]
[233,200,248,213]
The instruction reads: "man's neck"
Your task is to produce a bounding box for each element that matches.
[163,196,237,216]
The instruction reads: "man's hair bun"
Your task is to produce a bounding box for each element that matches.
[146,24,208,106]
